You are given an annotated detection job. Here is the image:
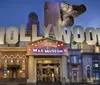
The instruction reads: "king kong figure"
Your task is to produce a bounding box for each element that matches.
[60,1,87,27]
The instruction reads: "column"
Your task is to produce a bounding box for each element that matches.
[27,56,36,83]
[0,51,1,67]
[33,58,36,82]
[61,56,69,83]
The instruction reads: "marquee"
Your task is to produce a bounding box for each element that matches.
[27,38,68,55]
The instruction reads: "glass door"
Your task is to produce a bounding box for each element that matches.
[73,71,77,82]
[12,70,17,79]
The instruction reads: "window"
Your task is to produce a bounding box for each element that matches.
[92,58,99,81]
[95,60,99,62]
[87,66,90,79]
[4,56,7,63]
[86,58,89,64]
[22,57,25,64]
[4,59,7,63]
[96,72,99,80]
[16,56,20,63]
[95,64,98,67]
[92,58,99,69]
[23,58,25,63]
[17,58,19,63]
[22,65,25,70]
[37,60,42,64]
[4,70,7,77]
[22,70,25,77]
[79,58,81,63]
[71,56,78,64]
[93,71,99,80]
[11,58,14,63]
[73,72,77,77]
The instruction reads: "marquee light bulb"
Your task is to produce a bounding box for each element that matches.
[61,43,64,46]
[35,44,37,46]
[28,49,31,51]
[64,49,67,52]
[57,44,60,47]
[32,43,34,46]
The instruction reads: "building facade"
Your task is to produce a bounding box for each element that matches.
[0,1,100,84]
[0,38,70,84]
[0,34,100,84]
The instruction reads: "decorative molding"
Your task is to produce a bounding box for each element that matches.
[0,47,27,51]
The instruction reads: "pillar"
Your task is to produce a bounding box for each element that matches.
[27,56,36,83]
[61,56,69,83]
[0,51,1,67]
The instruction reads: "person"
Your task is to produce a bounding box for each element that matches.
[59,1,86,27]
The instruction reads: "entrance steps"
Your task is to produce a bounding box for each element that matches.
[0,83,93,85]
[36,82,61,85]
[7,83,18,85]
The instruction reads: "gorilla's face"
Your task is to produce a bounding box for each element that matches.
[61,2,69,11]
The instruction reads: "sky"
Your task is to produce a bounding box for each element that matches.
[0,0,100,34]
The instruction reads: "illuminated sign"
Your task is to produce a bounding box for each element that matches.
[32,48,65,54]
[32,40,58,48]
[0,24,99,45]
[31,40,64,48]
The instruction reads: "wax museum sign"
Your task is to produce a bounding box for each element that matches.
[0,24,100,46]
[27,38,68,55]
[32,48,64,54]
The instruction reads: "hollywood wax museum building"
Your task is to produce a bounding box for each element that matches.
[0,1,100,84]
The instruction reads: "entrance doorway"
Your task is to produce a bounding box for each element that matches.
[7,65,20,79]
[73,71,78,82]
[37,60,60,82]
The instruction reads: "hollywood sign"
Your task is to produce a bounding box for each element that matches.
[0,24,100,45]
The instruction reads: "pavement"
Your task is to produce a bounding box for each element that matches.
[0,82,99,85]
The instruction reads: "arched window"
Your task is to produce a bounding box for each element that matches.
[22,56,26,77]
[22,56,25,64]
[87,66,90,79]
[10,56,14,63]
[4,56,8,77]
[4,56,7,63]
[16,56,20,63]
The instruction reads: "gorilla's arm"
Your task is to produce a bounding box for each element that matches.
[70,4,87,18]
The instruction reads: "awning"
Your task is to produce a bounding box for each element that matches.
[7,65,20,70]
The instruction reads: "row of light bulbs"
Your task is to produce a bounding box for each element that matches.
[31,43,64,47]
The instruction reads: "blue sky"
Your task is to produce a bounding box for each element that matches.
[0,0,100,34]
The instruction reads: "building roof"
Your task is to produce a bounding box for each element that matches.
[28,12,38,21]
[27,37,67,45]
